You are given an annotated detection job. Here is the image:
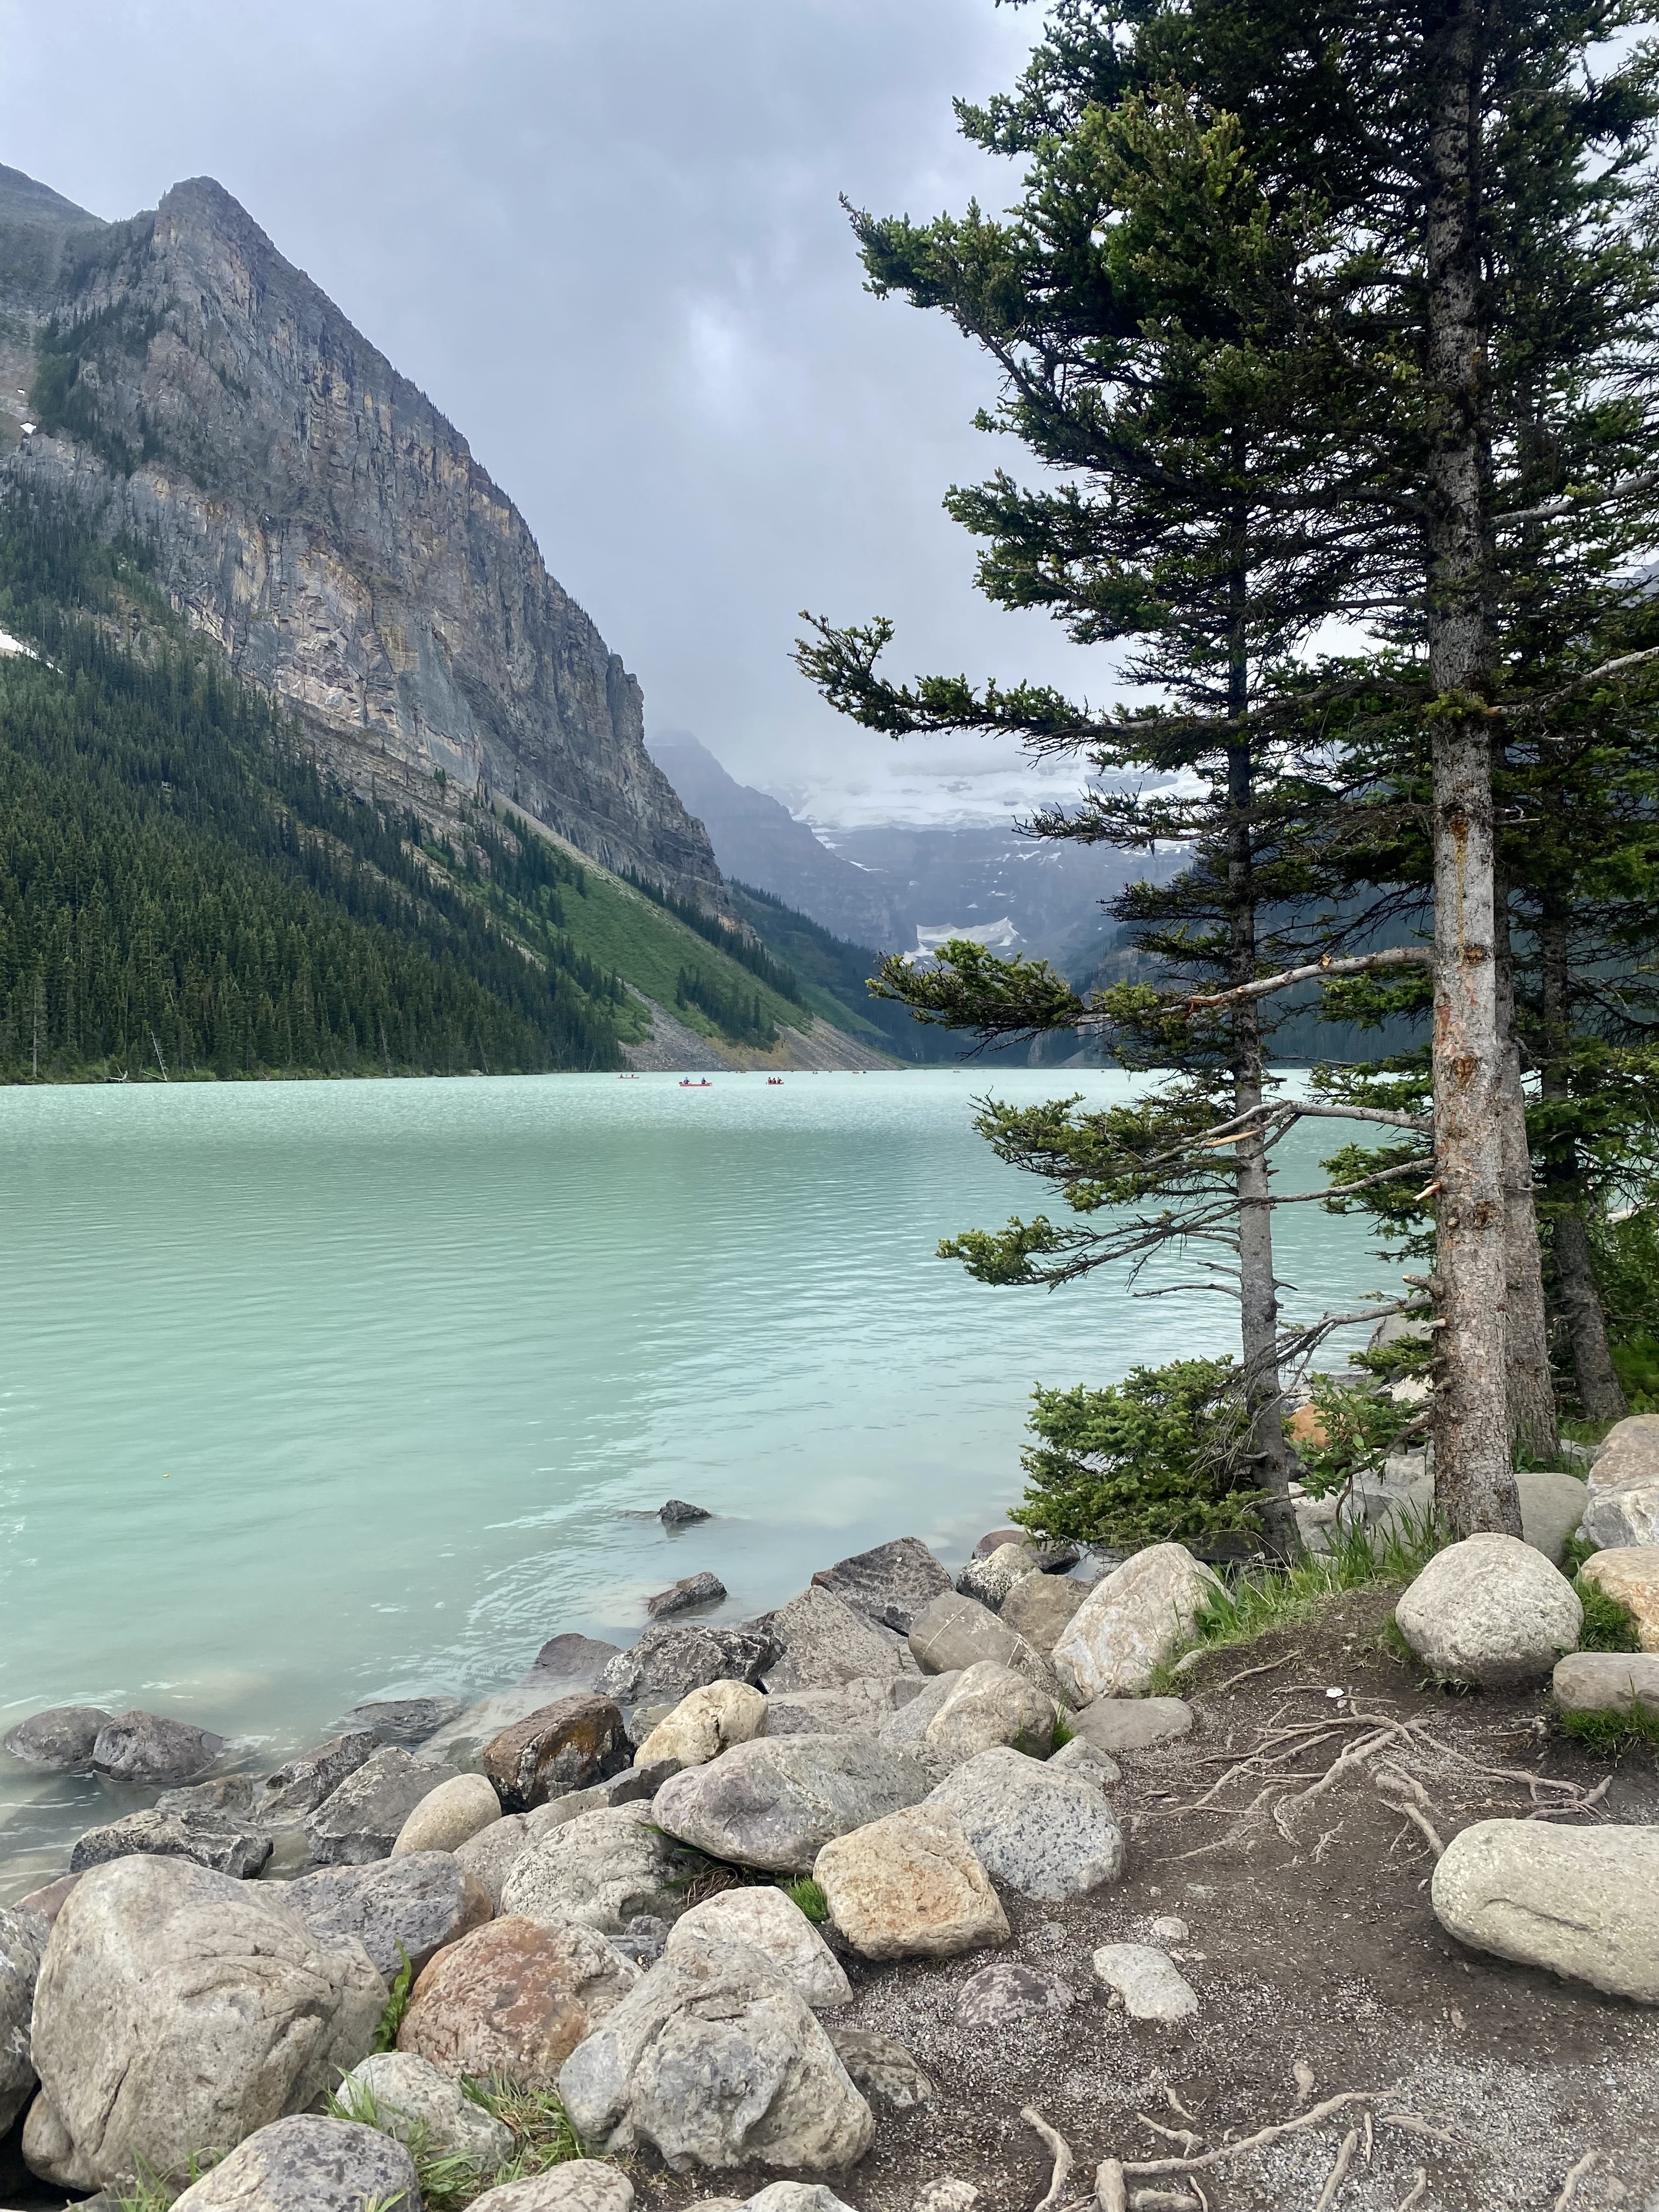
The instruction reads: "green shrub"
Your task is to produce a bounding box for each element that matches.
[1559,1700,1659,1754]
[778,1875,830,1924]
[373,1946,415,2053]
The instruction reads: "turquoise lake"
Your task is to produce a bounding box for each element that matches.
[0,1068,1390,1891]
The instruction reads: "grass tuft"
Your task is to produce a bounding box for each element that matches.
[1559,1699,1659,1754]
[328,2072,585,2210]
[373,1945,416,2054]
[1575,1572,1643,1653]
[461,2076,585,2177]
[778,1874,830,1924]
[1049,1712,1077,1753]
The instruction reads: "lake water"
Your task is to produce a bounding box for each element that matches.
[0,1068,1389,1892]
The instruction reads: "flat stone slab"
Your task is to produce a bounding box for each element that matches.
[1069,1697,1194,1753]
[1553,1649,1659,1715]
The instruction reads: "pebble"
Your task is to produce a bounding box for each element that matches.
[1091,1942,1199,2022]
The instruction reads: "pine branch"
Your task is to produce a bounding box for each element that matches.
[1495,465,1659,530]
[1176,946,1433,1011]
[1497,645,1659,725]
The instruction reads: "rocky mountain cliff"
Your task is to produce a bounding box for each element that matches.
[0,169,725,909]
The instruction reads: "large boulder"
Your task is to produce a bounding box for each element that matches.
[766,1679,923,1738]
[168,2115,419,2212]
[0,1905,45,2134]
[878,1671,963,1752]
[304,1748,452,1866]
[285,1851,494,1979]
[1051,1545,1223,1703]
[924,1748,1125,1902]
[90,1711,226,1788]
[1590,1413,1659,1485]
[256,1733,378,1823]
[1514,1471,1590,1564]
[1432,1819,1659,2001]
[68,1807,272,1880]
[652,1735,931,1874]
[398,1915,638,2089]
[814,1809,1009,1960]
[666,1887,851,2010]
[636,1680,768,1768]
[760,1586,909,1691]
[341,2048,514,2172]
[922,1663,1057,1765]
[557,1933,874,2171]
[1581,1477,1659,1550]
[1578,1547,1659,1650]
[1553,1650,1659,1716]
[907,1593,1065,1702]
[2,1706,110,1769]
[501,1803,703,1932]
[1395,1534,1582,1686]
[23,1857,384,2193]
[338,1694,467,1745]
[1069,1697,1193,1754]
[481,1696,629,1812]
[810,1538,953,1634]
[1000,1571,1088,1655]
[456,1813,533,1908]
[393,1770,503,1856]
[472,2161,635,2212]
[600,1623,781,1704]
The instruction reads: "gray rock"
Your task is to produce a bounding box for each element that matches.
[972,1530,1080,1570]
[24,1857,385,2193]
[613,1914,670,1966]
[525,1634,628,1688]
[635,1680,767,1768]
[257,1732,379,1822]
[1582,1477,1659,1550]
[471,2160,636,2212]
[1069,1697,1194,1754]
[667,1887,851,2010]
[823,2025,934,2110]
[1514,1470,1591,1564]
[285,1849,494,1979]
[652,1733,932,1873]
[1000,1571,1088,1655]
[600,1622,782,1703]
[907,1593,1066,1702]
[456,1812,533,1909]
[1048,1737,1122,1788]
[766,1679,924,1737]
[69,1807,273,1880]
[526,1762,680,1829]
[16,1874,80,1923]
[304,1746,451,1866]
[760,1584,911,1691]
[501,1803,703,1932]
[1091,1942,1199,2022]
[155,1774,258,1818]
[913,2180,980,2212]
[557,1932,874,2170]
[481,1695,629,1812]
[90,1710,227,1788]
[647,1572,727,1618]
[1395,1534,1582,1686]
[341,2047,514,2171]
[168,2115,419,2212]
[954,1960,1073,2028]
[336,1695,466,1745]
[661,1498,713,1523]
[1052,1545,1224,1703]
[393,1769,503,1856]
[878,1671,963,1752]
[0,1905,46,2133]
[924,1748,1125,1901]
[1553,1650,1659,1716]
[1589,1413,1659,1481]
[810,1537,954,1633]
[923,1662,1058,1765]
[744,2190,856,2212]
[955,1544,1036,1612]
[2,1705,111,1770]
[1432,1818,1659,2001]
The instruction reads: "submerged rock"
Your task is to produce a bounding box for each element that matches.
[2,1706,111,1770]
[660,1499,713,1525]
[337,1694,467,1745]
[90,1711,227,1788]
[647,1571,727,1618]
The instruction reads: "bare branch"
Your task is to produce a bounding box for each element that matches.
[1495,464,1659,529]
[1497,645,1659,723]
[1174,947,1432,1012]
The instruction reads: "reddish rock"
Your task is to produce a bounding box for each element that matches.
[398,1914,638,2089]
[481,1696,628,1812]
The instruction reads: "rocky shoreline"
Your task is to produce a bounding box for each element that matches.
[2,1423,1659,2211]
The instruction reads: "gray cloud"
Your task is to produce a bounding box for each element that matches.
[0,1,1107,815]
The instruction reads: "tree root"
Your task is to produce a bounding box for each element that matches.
[1121,2090,1398,2179]
[1137,2115,1202,2154]
[1554,2151,1598,2210]
[1312,2127,1359,2211]
[1394,2170,1427,2210]
[1093,2164,1127,2212]
[1023,2106,1075,2212]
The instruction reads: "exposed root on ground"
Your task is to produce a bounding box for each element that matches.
[1023,2105,1074,2212]
[1554,2150,1598,2210]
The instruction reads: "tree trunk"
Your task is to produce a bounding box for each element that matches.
[1423,0,1522,1536]
[1539,904,1628,1421]
[1493,886,1559,1459]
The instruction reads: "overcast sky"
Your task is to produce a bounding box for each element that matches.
[0,0,1116,826]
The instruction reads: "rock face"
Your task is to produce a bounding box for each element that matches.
[2,1705,110,1769]
[167,2115,419,2212]
[257,1733,378,1822]
[761,1585,910,1691]
[811,1539,954,1634]
[1553,1650,1659,1715]
[907,1593,1065,1702]
[1000,1572,1088,1655]
[924,1748,1125,1902]
[501,1803,703,1931]
[1431,1819,1659,2001]
[285,1851,494,1979]
[304,1747,450,1865]
[667,1887,851,2010]
[342,2049,514,2172]
[1578,1547,1659,1651]
[651,1735,932,1874]
[25,1856,384,2192]
[3,176,726,907]
[68,1806,273,1879]
[398,1914,639,2089]
[814,1810,1009,1960]
[600,1623,782,1704]
[1052,1546,1223,1703]
[1395,1534,1582,1685]
[922,1663,1057,1765]
[393,1769,503,1856]
[1091,1943,1199,2022]
[648,1572,728,1618]
[557,1933,875,2171]
[0,1904,45,2133]
[481,1695,629,1812]
[636,1680,768,1768]
[89,1710,226,1787]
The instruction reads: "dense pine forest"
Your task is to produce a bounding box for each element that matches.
[0,497,630,1079]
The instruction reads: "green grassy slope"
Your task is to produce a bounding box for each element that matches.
[727,880,958,1062]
